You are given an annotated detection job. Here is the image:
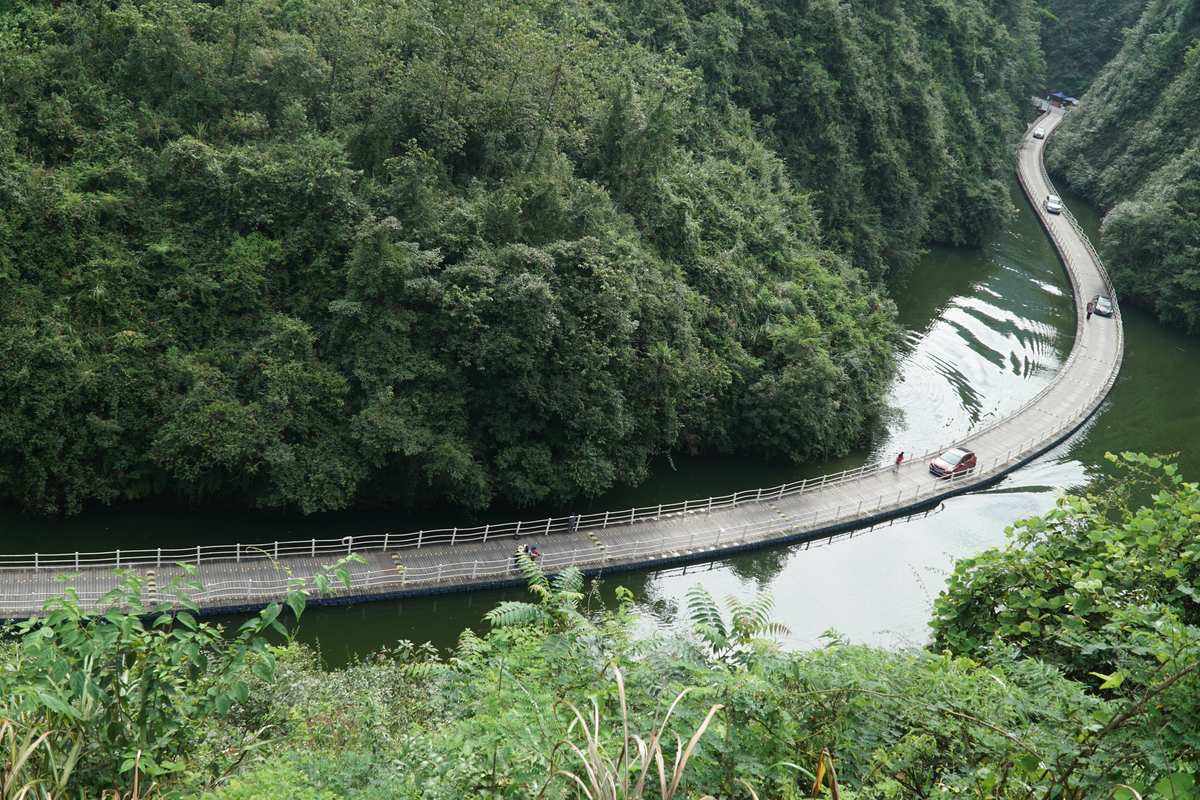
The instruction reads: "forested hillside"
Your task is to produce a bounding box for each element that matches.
[1047,0,1200,333]
[1039,0,1145,93]
[0,0,1042,517]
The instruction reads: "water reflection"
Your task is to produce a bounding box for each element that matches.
[287,182,1200,664]
[8,178,1200,666]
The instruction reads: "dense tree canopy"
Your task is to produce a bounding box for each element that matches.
[0,0,1041,517]
[1038,0,1145,94]
[933,454,1200,790]
[1047,0,1200,333]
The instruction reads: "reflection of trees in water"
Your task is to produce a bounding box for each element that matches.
[588,569,681,626]
[725,546,791,588]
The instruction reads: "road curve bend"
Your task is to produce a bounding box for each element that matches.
[0,108,1123,618]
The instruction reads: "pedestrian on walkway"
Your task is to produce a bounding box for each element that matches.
[894,451,905,473]
[1086,300,1095,321]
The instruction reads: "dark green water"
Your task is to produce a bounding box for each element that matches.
[278,182,1200,664]
[4,180,1197,665]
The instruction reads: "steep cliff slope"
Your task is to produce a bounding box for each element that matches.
[0,0,1042,516]
[1040,0,1145,93]
[1048,0,1200,332]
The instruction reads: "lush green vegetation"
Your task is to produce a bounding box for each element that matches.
[0,455,1196,798]
[0,0,1041,518]
[1038,0,1145,94]
[1047,0,1200,333]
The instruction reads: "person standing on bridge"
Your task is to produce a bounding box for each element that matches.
[894,451,905,473]
[1086,300,1095,321]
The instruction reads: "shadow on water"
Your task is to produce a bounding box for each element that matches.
[7,178,1200,666]
[228,177,1111,664]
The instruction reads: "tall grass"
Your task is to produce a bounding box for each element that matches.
[1,718,156,800]
[539,665,723,799]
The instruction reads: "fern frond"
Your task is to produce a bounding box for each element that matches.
[748,594,777,623]
[748,592,775,629]
[760,621,791,641]
[486,601,551,628]
[516,552,550,589]
[551,566,584,595]
[685,585,727,640]
[691,622,729,653]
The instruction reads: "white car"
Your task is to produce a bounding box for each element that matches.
[1033,127,1046,139]
[1044,194,1063,214]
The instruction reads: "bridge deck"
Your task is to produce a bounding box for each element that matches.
[0,108,1123,618]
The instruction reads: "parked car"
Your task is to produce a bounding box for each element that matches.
[1044,194,1063,214]
[1092,294,1115,317]
[930,447,977,478]
[1033,126,1046,139]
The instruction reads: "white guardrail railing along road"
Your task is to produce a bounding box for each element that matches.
[0,110,1123,613]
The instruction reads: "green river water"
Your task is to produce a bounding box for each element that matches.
[2,181,1197,665]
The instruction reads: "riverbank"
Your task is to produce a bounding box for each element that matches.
[0,112,1128,635]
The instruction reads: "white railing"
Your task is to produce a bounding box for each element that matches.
[0,384,1113,614]
[0,112,1124,592]
[0,361,1123,616]
[1022,110,1124,393]
[0,343,1126,613]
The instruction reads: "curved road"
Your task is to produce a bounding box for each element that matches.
[0,108,1123,617]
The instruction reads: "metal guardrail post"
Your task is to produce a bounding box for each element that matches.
[481,525,489,543]
[115,549,120,568]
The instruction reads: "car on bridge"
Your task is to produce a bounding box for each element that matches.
[1033,126,1046,139]
[930,447,977,479]
[1092,294,1115,317]
[1044,194,1063,214]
